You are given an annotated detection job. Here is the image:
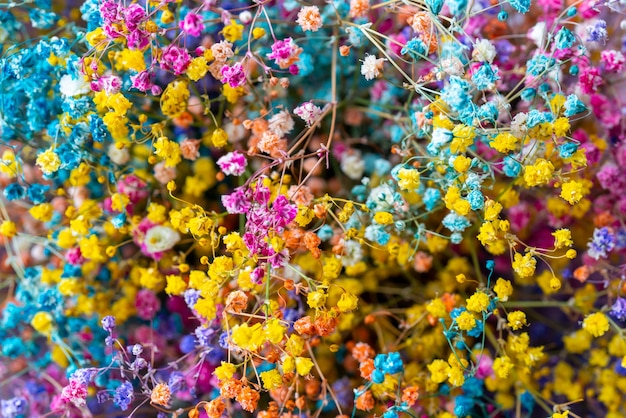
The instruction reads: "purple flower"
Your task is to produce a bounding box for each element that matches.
[131,70,154,92]
[588,227,616,259]
[610,297,626,321]
[272,195,297,228]
[101,315,116,332]
[184,289,200,310]
[96,390,110,404]
[220,62,246,87]
[217,151,247,176]
[195,326,216,347]
[587,20,608,44]
[113,381,134,411]
[1,397,27,418]
[71,368,97,386]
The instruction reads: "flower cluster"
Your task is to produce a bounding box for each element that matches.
[1,0,626,417]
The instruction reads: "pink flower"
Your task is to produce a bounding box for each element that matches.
[131,70,154,92]
[266,38,302,69]
[99,0,120,23]
[577,66,603,95]
[127,29,150,50]
[294,101,323,127]
[136,289,161,320]
[601,50,625,73]
[123,3,146,30]
[180,12,204,37]
[217,151,247,176]
[161,45,191,75]
[65,247,84,266]
[220,62,246,87]
[61,379,88,407]
[117,175,149,204]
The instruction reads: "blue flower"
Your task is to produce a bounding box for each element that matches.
[443,213,471,233]
[425,0,444,13]
[3,183,25,201]
[401,37,427,61]
[558,142,578,158]
[317,225,334,241]
[555,27,576,49]
[0,396,27,418]
[521,88,536,101]
[564,94,587,117]
[454,395,475,417]
[113,381,134,411]
[526,55,554,77]
[472,63,500,90]
[447,0,468,14]
[503,156,521,177]
[467,189,485,210]
[509,0,531,13]
[526,109,553,128]
[424,188,441,211]
[588,227,616,259]
[610,297,626,321]
[27,184,49,204]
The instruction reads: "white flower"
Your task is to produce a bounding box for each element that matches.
[472,39,496,63]
[340,152,365,180]
[360,54,386,80]
[527,22,547,49]
[268,110,294,137]
[144,226,180,254]
[238,10,252,24]
[59,74,91,97]
[294,101,323,127]
[441,57,465,77]
[341,241,363,267]
[107,144,130,165]
[510,113,528,138]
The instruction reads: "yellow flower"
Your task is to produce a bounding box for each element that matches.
[36,148,61,175]
[466,292,490,313]
[493,278,513,301]
[265,319,286,344]
[231,323,264,351]
[187,56,209,81]
[456,311,476,331]
[523,158,554,187]
[194,298,216,321]
[553,117,570,137]
[260,369,282,389]
[111,193,129,212]
[222,84,246,103]
[552,229,573,249]
[560,180,584,205]
[337,292,359,312]
[452,155,472,173]
[397,168,420,191]
[214,361,237,381]
[211,128,229,148]
[0,220,17,238]
[307,289,327,309]
[551,411,569,418]
[492,356,514,378]
[450,124,475,154]
[507,311,527,330]
[286,334,305,356]
[489,132,518,153]
[165,275,187,295]
[31,311,54,335]
[512,252,536,278]
[252,27,265,39]
[154,137,182,168]
[208,256,233,283]
[30,203,54,222]
[295,357,314,376]
[373,211,394,225]
[428,359,450,383]
[222,19,244,42]
[161,80,190,118]
[582,312,610,338]
[427,298,447,318]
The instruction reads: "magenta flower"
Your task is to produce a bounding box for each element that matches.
[220,62,246,87]
[217,151,247,176]
[180,12,204,37]
[127,29,150,50]
[221,187,251,214]
[123,3,146,31]
[60,379,88,407]
[161,45,191,75]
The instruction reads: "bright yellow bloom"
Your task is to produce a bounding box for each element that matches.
[0,220,17,238]
[456,311,476,331]
[36,149,61,175]
[165,275,187,295]
[492,356,514,378]
[552,228,573,249]
[452,155,472,173]
[295,357,314,376]
[582,312,610,338]
[260,369,282,389]
[466,292,490,313]
[512,252,536,278]
[507,311,527,330]
[30,203,54,222]
[489,132,518,153]
[187,56,209,81]
[222,19,244,42]
[31,311,54,335]
[493,278,513,301]
[560,180,584,205]
[307,289,327,309]
[523,158,554,187]
[428,359,450,383]
[154,137,182,168]
[337,292,359,312]
[450,124,475,154]
[214,361,237,381]
[374,211,394,225]
[397,168,420,191]
[211,128,229,148]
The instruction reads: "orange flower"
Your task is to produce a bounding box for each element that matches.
[288,185,314,206]
[294,316,315,335]
[204,398,226,418]
[413,251,433,272]
[235,386,260,412]
[359,358,375,379]
[351,342,375,363]
[150,382,171,406]
[401,386,420,406]
[303,231,321,258]
[355,388,374,411]
[219,378,244,399]
[349,0,370,18]
[225,290,248,313]
[180,139,201,160]
[573,265,591,283]
[314,314,338,336]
